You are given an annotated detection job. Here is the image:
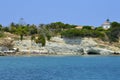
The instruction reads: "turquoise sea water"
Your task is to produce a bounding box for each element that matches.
[0,56,120,80]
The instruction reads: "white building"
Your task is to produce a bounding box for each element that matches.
[102,19,111,29]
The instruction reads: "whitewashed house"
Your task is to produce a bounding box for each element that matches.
[102,19,111,29]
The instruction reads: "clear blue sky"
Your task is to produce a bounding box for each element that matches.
[0,0,120,27]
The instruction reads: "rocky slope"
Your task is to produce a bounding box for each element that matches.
[13,37,120,55]
[45,37,116,55]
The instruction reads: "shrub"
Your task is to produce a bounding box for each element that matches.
[35,34,46,47]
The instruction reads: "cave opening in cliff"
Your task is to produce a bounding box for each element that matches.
[87,51,100,55]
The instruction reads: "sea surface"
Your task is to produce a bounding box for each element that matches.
[0,56,120,80]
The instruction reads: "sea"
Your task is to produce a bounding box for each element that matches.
[0,56,120,80]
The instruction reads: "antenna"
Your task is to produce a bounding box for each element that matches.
[19,18,26,26]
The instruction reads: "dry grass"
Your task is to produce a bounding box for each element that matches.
[0,38,14,48]
[3,32,19,39]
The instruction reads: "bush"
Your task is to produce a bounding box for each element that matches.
[31,35,35,41]
[46,34,51,41]
[35,34,46,47]
[0,31,4,38]
[61,28,106,40]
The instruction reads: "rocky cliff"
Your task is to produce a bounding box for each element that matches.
[45,37,117,55]
[14,37,120,55]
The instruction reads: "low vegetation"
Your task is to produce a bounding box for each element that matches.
[0,21,120,47]
[0,38,14,49]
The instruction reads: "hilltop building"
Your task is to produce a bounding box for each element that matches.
[75,26,95,30]
[102,19,111,29]
[75,26,83,29]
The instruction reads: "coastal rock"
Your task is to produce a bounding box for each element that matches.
[46,37,115,55]
[45,42,83,55]
[85,47,114,55]
[13,37,118,55]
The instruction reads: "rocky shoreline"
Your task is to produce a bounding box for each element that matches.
[0,37,120,56]
[0,52,120,56]
[0,37,119,56]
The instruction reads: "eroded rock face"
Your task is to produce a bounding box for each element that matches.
[45,42,84,55]
[14,37,118,55]
[85,47,114,55]
[45,37,115,55]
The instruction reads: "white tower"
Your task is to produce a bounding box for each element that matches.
[102,19,111,29]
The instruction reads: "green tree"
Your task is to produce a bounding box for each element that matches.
[35,34,46,47]
[95,27,105,31]
[16,26,28,41]
[0,24,2,31]
[110,22,120,29]
[10,22,17,33]
[108,27,120,42]
[29,25,37,35]
[0,24,4,38]
[20,34,23,41]
[107,22,120,42]
[3,27,9,32]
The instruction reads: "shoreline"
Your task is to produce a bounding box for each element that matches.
[0,52,120,57]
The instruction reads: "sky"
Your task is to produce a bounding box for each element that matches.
[0,0,120,27]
